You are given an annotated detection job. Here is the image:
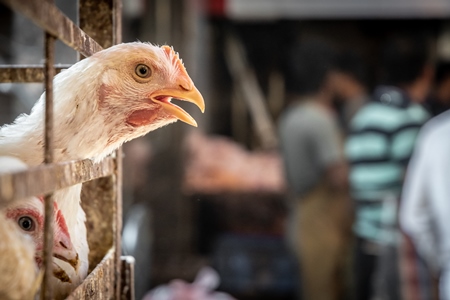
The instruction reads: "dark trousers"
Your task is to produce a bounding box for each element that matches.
[354,237,378,300]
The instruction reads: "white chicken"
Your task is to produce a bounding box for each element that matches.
[0,42,204,297]
[0,156,79,299]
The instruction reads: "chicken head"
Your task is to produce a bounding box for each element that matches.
[5,197,79,283]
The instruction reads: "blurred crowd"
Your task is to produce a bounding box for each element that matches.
[278,33,450,300]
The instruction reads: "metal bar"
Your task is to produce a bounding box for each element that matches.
[0,0,103,57]
[113,0,123,298]
[41,31,55,300]
[0,65,71,83]
[115,149,123,299]
[0,157,116,204]
[44,40,55,168]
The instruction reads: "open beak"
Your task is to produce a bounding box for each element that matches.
[152,45,205,127]
[150,46,205,127]
[151,86,205,127]
[52,231,79,272]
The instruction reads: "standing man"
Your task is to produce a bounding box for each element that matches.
[278,39,350,300]
[400,110,450,300]
[345,34,433,300]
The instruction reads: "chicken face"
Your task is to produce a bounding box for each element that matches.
[5,197,79,283]
[94,43,204,129]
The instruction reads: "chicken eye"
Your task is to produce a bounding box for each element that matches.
[135,64,151,78]
[18,216,35,232]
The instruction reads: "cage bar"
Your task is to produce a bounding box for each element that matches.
[0,65,72,83]
[41,29,56,299]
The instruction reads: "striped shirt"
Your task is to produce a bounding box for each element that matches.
[346,86,430,244]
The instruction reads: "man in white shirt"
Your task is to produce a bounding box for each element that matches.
[400,110,450,299]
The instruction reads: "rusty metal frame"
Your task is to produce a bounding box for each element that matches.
[0,65,72,83]
[0,0,130,299]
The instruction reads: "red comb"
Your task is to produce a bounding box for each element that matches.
[161,45,185,72]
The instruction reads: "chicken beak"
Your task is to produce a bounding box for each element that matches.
[151,84,205,127]
[150,54,205,127]
[155,45,205,127]
[52,263,72,283]
[153,87,204,127]
[53,232,79,272]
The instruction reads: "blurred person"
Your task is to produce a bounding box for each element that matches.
[345,34,433,300]
[330,50,370,131]
[278,39,351,300]
[400,110,450,300]
[426,61,450,116]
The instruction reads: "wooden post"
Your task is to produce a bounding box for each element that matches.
[78,0,125,298]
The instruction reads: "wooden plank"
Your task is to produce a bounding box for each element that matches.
[114,150,123,299]
[81,177,115,274]
[121,256,135,300]
[0,157,116,204]
[0,0,103,57]
[66,249,116,300]
[79,0,114,50]
[0,65,71,83]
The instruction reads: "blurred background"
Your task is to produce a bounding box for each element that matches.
[1,0,450,299]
